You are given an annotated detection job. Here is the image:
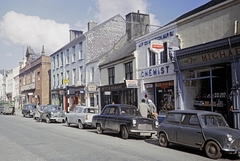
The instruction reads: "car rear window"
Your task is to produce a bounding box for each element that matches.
[166,113,181,123]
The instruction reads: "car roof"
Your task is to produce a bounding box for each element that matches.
[168,109,222,115]
[75,106,98,109]
[105,104,137,108]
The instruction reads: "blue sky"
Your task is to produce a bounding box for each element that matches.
[0,0,210,70]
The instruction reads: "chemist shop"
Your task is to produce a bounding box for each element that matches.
[175,35,240,128]
[139,63,176,114]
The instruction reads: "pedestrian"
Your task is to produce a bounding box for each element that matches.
[36,102,43,122]
[138,99,149,118]
[111,100,115,104]
[147,99,158,120]
[11,106,15,115]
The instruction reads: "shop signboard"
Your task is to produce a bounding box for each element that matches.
[125,80,138,88]
[87,83,97,92]
[150,40,164,54]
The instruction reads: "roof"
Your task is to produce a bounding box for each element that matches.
[169,109,222,115]
[164,0,227,26]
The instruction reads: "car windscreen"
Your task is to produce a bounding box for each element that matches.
[84,108,98,113]
[120,107,141,116]
[200,115,228,127]
[47,106,61,111]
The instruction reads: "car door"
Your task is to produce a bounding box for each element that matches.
[177,114,204,148]
[165,113,181,143]
[105,106,119,131]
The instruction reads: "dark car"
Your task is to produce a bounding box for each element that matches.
[22,103,36,117]
[40,105,65,123]
[0,106,5,114]
[92,104,158,139]
[157,110,240,159]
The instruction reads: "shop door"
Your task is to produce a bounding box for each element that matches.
[156,87,174,114]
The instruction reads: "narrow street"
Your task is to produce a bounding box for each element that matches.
[0,110,237,161]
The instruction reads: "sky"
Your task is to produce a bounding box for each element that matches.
[0,0,210,70]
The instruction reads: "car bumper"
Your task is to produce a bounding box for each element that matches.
[130,130,157,136]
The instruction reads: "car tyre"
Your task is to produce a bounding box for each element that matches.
[205,141,222,159]
[121,126,128,139]
[46,117,51,124]
[78,121,84,129]
[65,119,70,127]
[158,133,169,147]
[96,124,103,134]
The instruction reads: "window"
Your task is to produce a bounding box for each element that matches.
[53,56,55,69]
[149,48,156,66]
[57,54,59,68]
[37,72,40,81]
[72,46,76,62]
[72,69,76,85]
[108,67,115,85]
[79,42,83,60]
[61,72,63,85]
[91,67,94,82]
[166,113,181,124]
[66,70,69,85]
[66,49,69,64]
[32,71,35,82]
[125,61,133,80]
[53,75,55,87]
[79,66,83,83]
[57,74,59,86]
[61,52,63,66]
[160,42,168,63]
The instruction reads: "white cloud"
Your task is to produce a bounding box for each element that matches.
[5,52,13,57]
[95,0,160,28]
[0,11,70,55]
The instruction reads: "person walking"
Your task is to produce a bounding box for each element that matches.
[147,99,158,120]
[36,103,43,122]
[138,99,149,118]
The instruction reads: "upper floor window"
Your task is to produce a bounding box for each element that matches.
[72,68,76,85]
[32,71,35,83]
[61,52,63,66]
[66,70,69,85]
[57,54,59,68]
[53,56,55,69]
[149,49,156,66]
[79,42,83,60]
[125,61,133,80]
[79,66,83,83]
[160,42,168,64]
[37,72,40,81]
[72,46,76,62]
[53,75,55,87]
[57,74,59,86]
[66,49,69,64]
[108,67,115,85]
[91,67,94,82]
[61,72,63,85]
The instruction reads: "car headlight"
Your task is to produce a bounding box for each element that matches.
[51,112,54,116]
[226,134,233,142]
[132,119,137,126]
[155,121,159,127]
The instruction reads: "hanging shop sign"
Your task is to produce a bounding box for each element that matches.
[125,80,138,88]
[87,83,97,92]
[150,40,164,54]
[104,91,111,95]
[63,79,69,84]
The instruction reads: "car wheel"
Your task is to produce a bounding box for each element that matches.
[96,124,103,134]
[46,117,51,124]
[121,126,128,139]
[27,113,30,118]
[205,141,222,159]
[158,133,169,147]
[78,121,84,129]
[65,119,70,127]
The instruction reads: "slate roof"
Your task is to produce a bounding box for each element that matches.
[164,0,227,26]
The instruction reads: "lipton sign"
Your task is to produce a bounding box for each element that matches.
[150,40,164,54]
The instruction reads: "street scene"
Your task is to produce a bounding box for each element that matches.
[0,110,238,161]
[0,0,240,160]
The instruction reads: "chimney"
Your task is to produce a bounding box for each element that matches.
[41,45,45,55]
[88,20,98,31]
[69,30,83,42]
[125,11,150,41]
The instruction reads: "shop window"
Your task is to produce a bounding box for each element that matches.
[125,61,133,80]
[108,67,115,85]
[160,42,168,63]
[90,93,94,107]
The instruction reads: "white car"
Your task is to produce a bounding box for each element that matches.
[65,106,99,129]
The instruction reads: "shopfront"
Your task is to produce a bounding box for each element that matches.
[100,83,137,109]
[175,35,240,128]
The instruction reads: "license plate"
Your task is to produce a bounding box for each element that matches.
[140,132,151,136]
[56,119,63,122]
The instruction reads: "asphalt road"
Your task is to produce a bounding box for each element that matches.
[0,109,238,161]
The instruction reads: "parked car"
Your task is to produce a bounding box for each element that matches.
[92,104,158,139]
[0,106,4,114]
[33,105,45,120]
[22,103,36,117]
[2,105,15,115]
[157,110,240,159]
[40,105,65,123]
[65,106,99,129]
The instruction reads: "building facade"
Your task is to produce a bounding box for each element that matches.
[174,0,240,128]
[50,15,126,112]
[19,46,51,108]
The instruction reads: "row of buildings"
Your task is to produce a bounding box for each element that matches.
[1,0,240,128]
